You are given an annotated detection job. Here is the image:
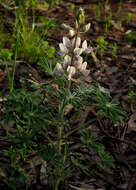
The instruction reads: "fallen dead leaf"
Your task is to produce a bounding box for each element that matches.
[128,112,136,132]
[69,184,95,190]
[64,104,73,115]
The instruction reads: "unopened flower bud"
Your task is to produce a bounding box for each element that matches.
[84,23,91,32]
[80,23,91,33]
[76,7,85,24]
[69,29,75,37]
[61,23,73,31]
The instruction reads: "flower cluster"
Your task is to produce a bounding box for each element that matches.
[55,7,92,81]
[56,37,92,80]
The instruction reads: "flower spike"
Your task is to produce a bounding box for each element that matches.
[55,7,91,81]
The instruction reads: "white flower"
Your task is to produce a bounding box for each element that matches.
[64,55,71,64]
[67,66,76,80]
[80,61,87,72]
[82,40,93,54]
[55,63,64,75]
[74,56,83,68]
[56,63,63,70]
[67,66,76,74]
[72,37,81,48]
[77,61,90,76]
[61,24,75,37]
[59,43,68,55]
[63,37,71,48]
[59,37,74,56]
[57,35,90,79]
[74,48,83,56]
[62,55,71,69]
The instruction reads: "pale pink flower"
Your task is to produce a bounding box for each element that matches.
[82,69,90,76]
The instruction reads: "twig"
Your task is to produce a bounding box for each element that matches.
[97,118,136,148]
[127,171,136,190]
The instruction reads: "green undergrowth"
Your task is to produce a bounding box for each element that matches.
[1,81,125,189]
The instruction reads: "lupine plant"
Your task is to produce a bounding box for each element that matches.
[96,38,108,59]
[51,8,92,189]
[109,42,118,57]
[125,12,132,23]
[1,6,126,190]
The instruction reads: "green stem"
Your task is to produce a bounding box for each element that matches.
[55,106,65,189]
[57,125,62,155]
[55,127,62,190]
[71,23,80,66]
[62,141,68,164]
[42,130,54,148]
[10,5,21,93]
[10,30,20,93]
[67,23,80,89]
[32,2,35,31]
[68,80,71,89]
[57,104,64,155]
[54,177,61,190]
[64,118,96,139]
[5,61,11,89]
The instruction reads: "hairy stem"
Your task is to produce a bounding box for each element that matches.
[10,8,20,93]
[57,125,62,155]
[71,23,80,66]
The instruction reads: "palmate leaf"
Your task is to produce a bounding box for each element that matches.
[81,130,115,169]
[92,84,126,124]
[4,89,56,133]
[98,99,126,124]
[38,145,64,168]
[71,155,88,171]
[38,56,56,76]
[97,147,115,169]
[73,83,93,101]
[58,88,83,108]
[74,83,125,124]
